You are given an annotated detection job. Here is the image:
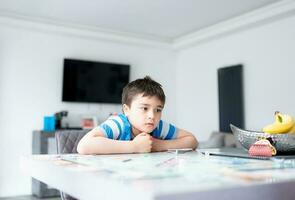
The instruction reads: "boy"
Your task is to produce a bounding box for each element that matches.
[77,76,198,154]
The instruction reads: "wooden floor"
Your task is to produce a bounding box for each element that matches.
[0,195,61,200]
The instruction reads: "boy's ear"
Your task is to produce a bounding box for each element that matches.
[122,104,130,116]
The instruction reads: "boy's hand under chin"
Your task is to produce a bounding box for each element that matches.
[132,132,152,153]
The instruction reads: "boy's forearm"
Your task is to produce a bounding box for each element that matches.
[77,136,135,154]
[151,136,198,152]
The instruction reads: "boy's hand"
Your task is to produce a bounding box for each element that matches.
[151,137,167,152]
[132,133,152,153]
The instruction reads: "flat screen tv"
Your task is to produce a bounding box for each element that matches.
[62,58,130,104]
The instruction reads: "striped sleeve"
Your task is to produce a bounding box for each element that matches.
[156,120,178,140]
[97,115,124,140]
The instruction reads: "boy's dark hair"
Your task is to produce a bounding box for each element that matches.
[122,76,165,106]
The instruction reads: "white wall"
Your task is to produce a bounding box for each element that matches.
[0,23,176,196]
[176,14,295,141]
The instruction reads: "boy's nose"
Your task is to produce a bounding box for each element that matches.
[148,110,154,119]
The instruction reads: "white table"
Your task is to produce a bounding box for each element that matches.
[20,150,295,200]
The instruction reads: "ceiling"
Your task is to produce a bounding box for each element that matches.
[0,0,281,40]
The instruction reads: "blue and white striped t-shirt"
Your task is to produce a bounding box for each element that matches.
[96,114,178,140]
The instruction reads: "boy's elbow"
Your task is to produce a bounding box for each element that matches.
[77,141,89,155]
[193,138,198,150]
[190,135,198,150]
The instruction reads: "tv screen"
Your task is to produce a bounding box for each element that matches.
[62,58,130,104]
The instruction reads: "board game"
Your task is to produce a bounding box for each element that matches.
[55,150,295,193]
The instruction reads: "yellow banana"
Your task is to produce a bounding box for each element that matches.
[262,111,294,134]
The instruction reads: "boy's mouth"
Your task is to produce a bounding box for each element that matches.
[145,123,154,127]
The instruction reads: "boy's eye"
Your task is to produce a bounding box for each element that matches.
[156,108,162,113]
[141,107,148,111]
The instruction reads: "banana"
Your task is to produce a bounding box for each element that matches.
[262,111,294,134]
[287,124,295,134]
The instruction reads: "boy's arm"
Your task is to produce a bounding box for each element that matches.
[151,129,198,152]
[77,129,152,154]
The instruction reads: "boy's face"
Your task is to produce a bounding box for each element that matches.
[123,93,164,136]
